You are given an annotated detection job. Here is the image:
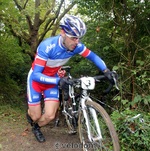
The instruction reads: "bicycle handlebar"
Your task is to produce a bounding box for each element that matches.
[61,66,71,73]
[61,66,119,95]
[69,75,118,95]
[93,75,114,94]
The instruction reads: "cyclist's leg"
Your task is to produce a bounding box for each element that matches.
[27,79,42,122]
[28,105,41,123]
[37,86,60,127]
[27,78,45,142]
[38,101,60,126]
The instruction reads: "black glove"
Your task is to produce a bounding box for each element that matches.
[104,69,118,84]
[59,77,72,91]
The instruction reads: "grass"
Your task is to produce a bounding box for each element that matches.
[0,104,27,131]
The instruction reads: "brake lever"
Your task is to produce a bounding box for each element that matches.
[112,71,119,90]
[102,71,119,95]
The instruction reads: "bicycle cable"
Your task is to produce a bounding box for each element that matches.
[90,94,119,112]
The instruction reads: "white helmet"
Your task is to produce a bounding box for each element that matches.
[60,14,87,38]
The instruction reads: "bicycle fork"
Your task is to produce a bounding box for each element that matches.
[81,98,102,142]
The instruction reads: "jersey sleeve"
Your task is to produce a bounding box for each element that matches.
[32,43,60,85]
[78,45,107,71]
[86,50,107,71]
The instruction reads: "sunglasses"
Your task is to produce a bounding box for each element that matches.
[65,33,81,41]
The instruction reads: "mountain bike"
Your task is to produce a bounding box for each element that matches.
[59,66,120,151]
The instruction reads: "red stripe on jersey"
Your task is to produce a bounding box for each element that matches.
[81,48,90,57]
[35,58,46,66]
[42,66,61,76]
[32,80,56,92]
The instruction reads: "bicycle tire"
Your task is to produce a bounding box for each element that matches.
[78,99,120,151]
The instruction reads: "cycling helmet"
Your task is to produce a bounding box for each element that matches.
[60,14,86,38]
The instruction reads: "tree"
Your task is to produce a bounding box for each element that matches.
[77,0,150,110]
[0,0,76,60]
[0,0,77,105]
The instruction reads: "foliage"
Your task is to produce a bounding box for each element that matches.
[0,0,76,59]
[0,1,149,149]
[0,0,77,106]
[0,33,31,106]
[76,0,150,112]
[0,0,149,117]
[111,109,150,151]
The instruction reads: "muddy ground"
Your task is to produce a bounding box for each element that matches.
[0,109,83,151]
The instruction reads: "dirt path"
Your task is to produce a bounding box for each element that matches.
[0,109,82,151]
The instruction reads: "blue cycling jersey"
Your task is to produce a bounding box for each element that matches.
[29,35,107,85]
[27,35,107,105]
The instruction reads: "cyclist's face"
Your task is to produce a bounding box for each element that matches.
[61,30,80,51]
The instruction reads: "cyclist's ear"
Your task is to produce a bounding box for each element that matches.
[60,29,65,37]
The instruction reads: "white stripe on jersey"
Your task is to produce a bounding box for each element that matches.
[27,69,33,102]
[46,58,71,67]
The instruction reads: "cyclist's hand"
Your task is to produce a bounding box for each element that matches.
[59,77,72,91]
[104,69,118,84]
[57,68,66,77]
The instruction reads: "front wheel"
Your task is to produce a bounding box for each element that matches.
[78,99,120,151]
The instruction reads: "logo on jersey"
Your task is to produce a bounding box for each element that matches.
[45,44,55,53]
[56,52,61,55]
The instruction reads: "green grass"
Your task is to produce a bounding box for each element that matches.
[0,104,26,125]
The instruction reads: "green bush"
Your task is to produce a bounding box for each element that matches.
[111,109,150,151]
[0,34,31,106]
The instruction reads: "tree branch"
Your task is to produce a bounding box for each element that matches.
[33,0,40,30]
[40,0,56,24]
[51,1,76,36]
[13,0,22,11]
[23,0,28,9]
[13,0,33,33]
[39,0,76,42]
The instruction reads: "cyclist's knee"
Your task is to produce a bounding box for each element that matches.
[28,108,41,122]
[30,112,41,121]
[44,113,56,122]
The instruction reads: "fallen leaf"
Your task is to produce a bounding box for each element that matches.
[22,132,28,136]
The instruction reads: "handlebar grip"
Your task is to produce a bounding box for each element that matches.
[94,75,114,95]
[94,75,106,80]
[61,66,71,70]
[68,74,116,95]
[103,83,113,94]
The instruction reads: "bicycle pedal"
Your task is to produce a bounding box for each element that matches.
[68,130,77,135]
[54,119,60,127]
[92,136,102,142]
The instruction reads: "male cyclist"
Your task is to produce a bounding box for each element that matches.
[27,14,115,142]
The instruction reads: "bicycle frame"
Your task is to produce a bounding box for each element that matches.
[60,66,120,150]
[62,77,103,142]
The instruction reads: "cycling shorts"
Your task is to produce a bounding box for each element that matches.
[27,78,59,106]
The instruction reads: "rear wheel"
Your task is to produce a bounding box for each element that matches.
[78,99,120,151]
[62,90,77,134]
